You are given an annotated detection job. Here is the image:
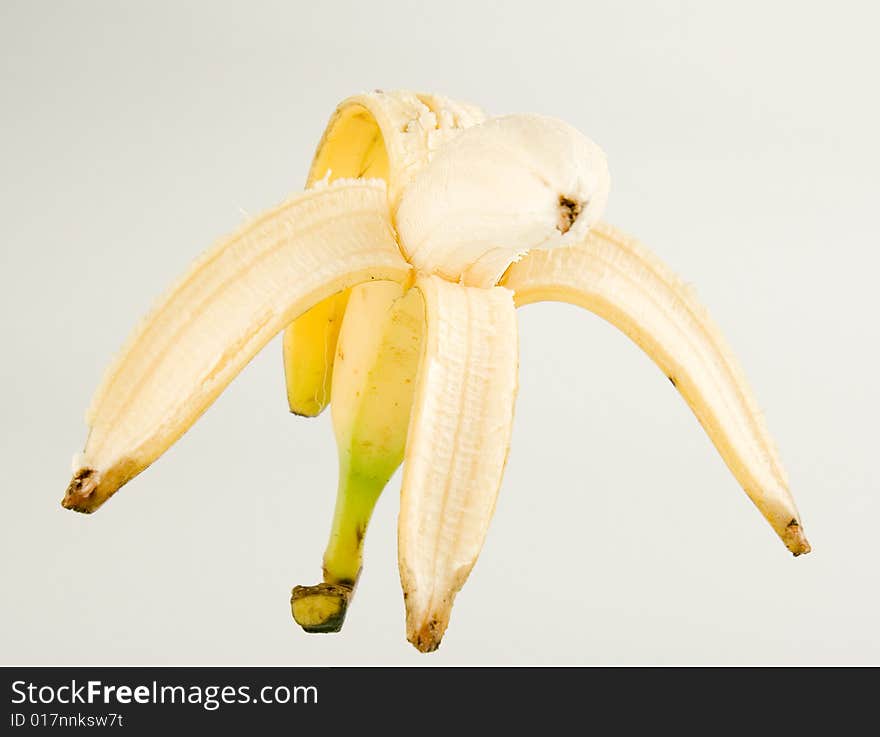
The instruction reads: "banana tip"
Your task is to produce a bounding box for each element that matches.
[408,617,447,653]
[784,519,811,556]
[61,468,101,514]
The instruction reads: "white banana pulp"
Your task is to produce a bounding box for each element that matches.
[63,90,810,653]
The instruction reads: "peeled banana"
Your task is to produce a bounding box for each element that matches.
[64,89,810,653]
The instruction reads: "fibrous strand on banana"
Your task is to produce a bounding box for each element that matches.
[64,89,810,653]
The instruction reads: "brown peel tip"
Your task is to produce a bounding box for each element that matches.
[784,519,812,556]
[408,617,447,653]
[62,468,100,514]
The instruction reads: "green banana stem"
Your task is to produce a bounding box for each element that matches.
[291,461,398,634]
[322,462,398,586]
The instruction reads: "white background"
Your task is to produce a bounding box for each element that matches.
[2,0,878,664]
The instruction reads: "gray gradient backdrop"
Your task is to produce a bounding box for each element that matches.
[2,1,878,664]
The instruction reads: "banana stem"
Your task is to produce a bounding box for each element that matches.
[322,464,392,585]
[291,461,396,633]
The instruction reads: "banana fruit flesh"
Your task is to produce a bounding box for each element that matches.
[64,90,810,653]
[395,114,609,287]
